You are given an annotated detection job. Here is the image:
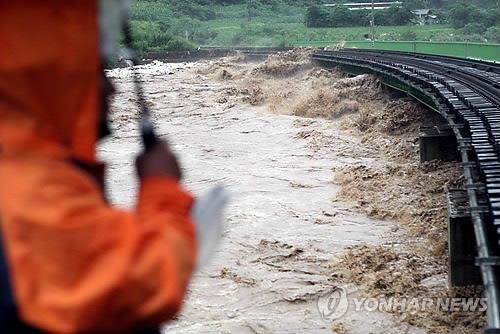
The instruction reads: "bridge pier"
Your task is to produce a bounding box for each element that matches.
[420,126,459,162]
[448,190,483,286]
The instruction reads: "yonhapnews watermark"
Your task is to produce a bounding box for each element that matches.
[317,285,487,322]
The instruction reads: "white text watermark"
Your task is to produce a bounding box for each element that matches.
[317,285,487,322]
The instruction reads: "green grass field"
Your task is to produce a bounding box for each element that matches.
[201,21,454,47]
[192,5,452,47]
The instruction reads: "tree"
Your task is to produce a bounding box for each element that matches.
[329,5,354,27]
[247,0,259,22]
[386,5,415,25]
[448,2,483,29]
[305,5,326,27]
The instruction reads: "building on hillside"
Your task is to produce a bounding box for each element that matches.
[412,9,438,24]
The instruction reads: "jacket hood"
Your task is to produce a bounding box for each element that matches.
[0,1,100,163]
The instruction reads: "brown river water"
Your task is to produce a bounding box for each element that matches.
[99,53,479,334]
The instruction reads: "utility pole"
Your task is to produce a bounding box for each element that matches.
[371,0,375,47]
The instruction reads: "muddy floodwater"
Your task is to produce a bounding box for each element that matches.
[100,54,477,334]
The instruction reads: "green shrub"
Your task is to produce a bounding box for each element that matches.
[194,30,218,44]
[129,21,195,52]
[485,26,500,43]
[400,30,418,41]
[165,38,196,51]
[461,23,487,34]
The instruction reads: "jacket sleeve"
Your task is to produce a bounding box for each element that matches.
[0,156,197,334]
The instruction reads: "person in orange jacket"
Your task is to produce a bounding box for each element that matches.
[0,1,198,333]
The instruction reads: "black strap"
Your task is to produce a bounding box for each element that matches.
[122,21,158,152]
[0,232,19,333]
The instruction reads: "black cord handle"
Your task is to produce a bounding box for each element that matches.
[122,21,158,151]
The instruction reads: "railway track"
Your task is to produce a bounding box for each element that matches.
[240,48,500,332]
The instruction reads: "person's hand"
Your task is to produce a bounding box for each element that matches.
[135,140,182,180]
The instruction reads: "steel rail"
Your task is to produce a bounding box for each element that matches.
[336,48,500,74]
[329,50,500,96]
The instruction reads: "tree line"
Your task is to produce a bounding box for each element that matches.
[305,5,414,28]
[304,1,500,33]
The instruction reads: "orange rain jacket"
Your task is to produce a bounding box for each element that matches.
[0,1,197,333]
